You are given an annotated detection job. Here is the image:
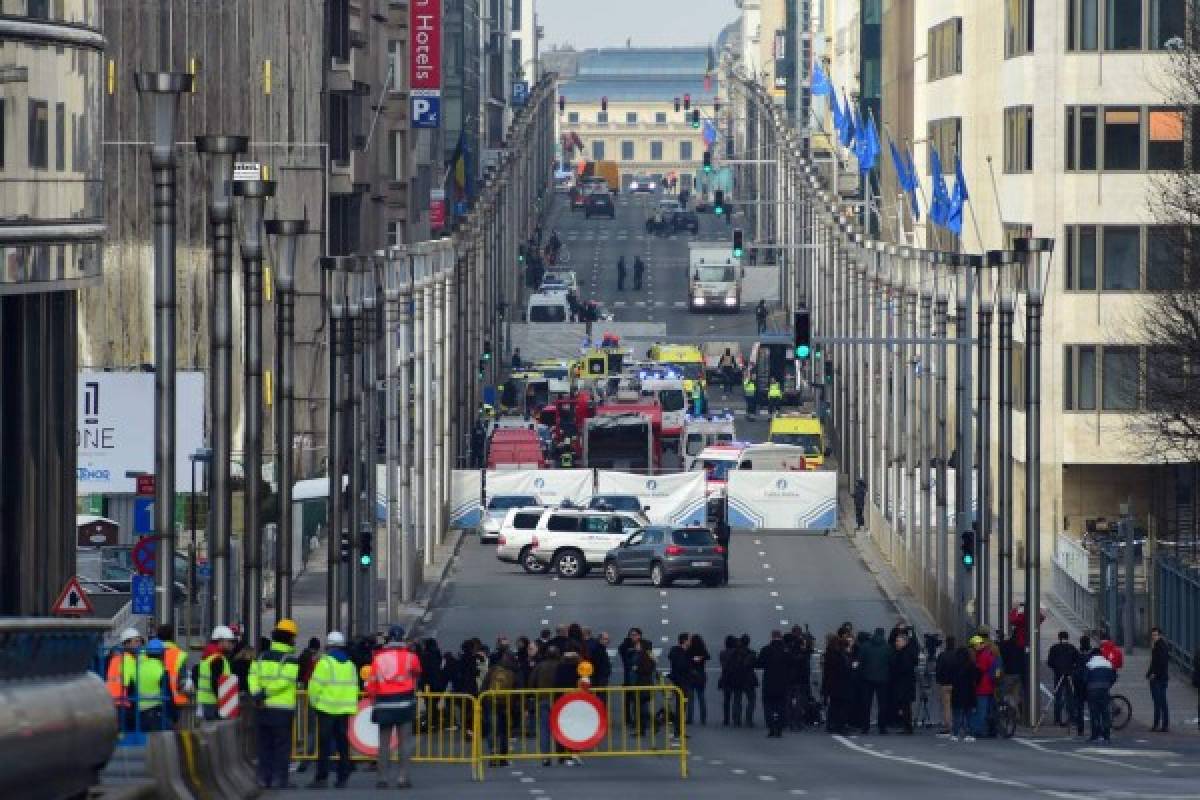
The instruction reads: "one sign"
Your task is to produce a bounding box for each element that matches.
[233,161,262,182]
[136,474,156,496]
[411,92,441,128]
[133,497,155,534]
[77,371,206,494]
[409,0,442,92]
[430,188,446,229]
[217,674,240,718]
[132,536,157,576]
[726,470,838,531]
[550,691,607,751]
[51,576,94,616]
[131,574,155,615]
[512,80,529,106]
[197,562,212,580]
[485,469,594,508]
[348,698,400,756]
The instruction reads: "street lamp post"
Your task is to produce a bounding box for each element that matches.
[384,245,413,613]
[992,249,1019,626]
[344,261,363,637]
[360,255,380,634]
[954,255,979,631]
[234,177,276,646]
[196,134,248,627]
[187,447,212,648]
[265,217,308,621]
[322,257,347,632]
[977,255,996,628]
[135,70,192,630]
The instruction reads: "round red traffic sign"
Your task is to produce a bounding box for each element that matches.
[550,690,607,751]
[132,536,157,576]
[347,698,400,757]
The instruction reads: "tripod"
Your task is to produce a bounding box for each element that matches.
[1034,674,1076,733]
[915,670,936,729]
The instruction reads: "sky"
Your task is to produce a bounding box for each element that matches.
[536,0,736,50]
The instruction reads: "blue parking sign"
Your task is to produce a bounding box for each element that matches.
[411,93,441,128]
[512,81,529,106]
[131,574,156,615]
[133,497,154,534]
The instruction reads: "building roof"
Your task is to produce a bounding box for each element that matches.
[560,47,717,103]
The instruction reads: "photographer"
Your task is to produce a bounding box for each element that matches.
[1047,631,1079,727]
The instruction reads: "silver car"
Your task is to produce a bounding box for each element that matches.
[478,494,540,543]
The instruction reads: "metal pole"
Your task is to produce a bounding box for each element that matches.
[234,177,275,646]
[935,266,950,628]
[1122,507,1135,651]
[321,256,343,633]
[136,71,191,629]
[433,243,447,550]
[956,257,978,631]
[399,249,415,600]
[412,245,428,568]
[384,246,405,615]
[423,245,437,561]
[976,261,994,629]
[345,262,362,637]
[361,257,379,633]
[996,254,1016,626]
[904,251,918,586]
[919,260,934,609]
[196,134,248,627]
[265,218,308,621]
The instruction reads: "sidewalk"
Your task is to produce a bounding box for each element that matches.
[840,488,1199,734]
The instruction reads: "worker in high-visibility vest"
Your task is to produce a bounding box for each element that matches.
[767,379,783,413]
[248,618,300,789]
[306,631,358,789]
[743,377,758,417]
[107,627,142,731]
[367,625,422,790]
[126,638,171,732]
[155,623,191,722]
[197,625,238,721]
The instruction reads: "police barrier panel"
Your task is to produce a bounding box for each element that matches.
[450,469,485,529]
[474,685,688,778]
[485,469,594,508]
[595,471,706,527]
[726,470,838,531]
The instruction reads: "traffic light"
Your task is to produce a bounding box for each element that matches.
[691,109,701,128]
[725,137,734,159]
[683,93,691,111]
[558,96,565,113]
[824,359,834,384]
[674,97,681,113]
[713,189,725,216]
[359,531,373,568]
[714,97,721,114]
[339,531,352,563]
[482,340,492,361]
[793,309,811,358]
[961,530,976,569]
[601,96,608,112]
[732,229,744,258]
[703,150,713,173]
[518,246,525,264]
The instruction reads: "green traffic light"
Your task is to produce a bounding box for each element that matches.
[360,554,372,567]
[733,247,743,258]
[795,344,811,358]
[715,206,723,215]
[704,164,713,173]
[482,352,491,361]
[962,553,975,568]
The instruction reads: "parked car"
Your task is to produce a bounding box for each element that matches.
[495,507,553,573]
[477,494,540,543]
[585,192,616,219]
[587,494,651,525]
[603,526,725,587]
[527,509,645,578]
[629,175,658,193]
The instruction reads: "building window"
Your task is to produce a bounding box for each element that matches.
[386,221,402,248]
[1102,347,1141,409]
[680,141,693,161]
[1149,0,1186,49]
[1003,106,1033,173]
[655,111,667,124]
[1070,0,1184,50]
[27,0,49,18]
[54,102,64,171]
[388,130,405,181]
[1065,225,1099,290]
[512,0,522,30]
[1,98,6,171]
[1065,345,1098,410]
[650,141,663,161]
[927,117,961,172]
[1104,107,1141,169]
[592,140,605,160]
[1066,105,1190,172]
[621,140,634,160]
[1067,0,1100,50]
[27,99,48,170]
[1148,107,1184,169]
[387,40,404,92]
[512,40,523,80]
[1103,225,1141,289]
[1107,0,1144,50]
[567,111,579,123]
[597,111,608,124]
[928,17,962,81]
[1064,224,1193,290]
[1005,0,1035,57]
[625,111,637,124]
[1146,347,1185,410]
[1146,225,1187,289]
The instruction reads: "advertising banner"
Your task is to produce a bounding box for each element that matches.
[410,0,442,128]
[596,471,706,528]
[485,469,593,508]
[450,469,484,529]
[430,189,446,229]
[727,470,837,531]
[76,370,205,494]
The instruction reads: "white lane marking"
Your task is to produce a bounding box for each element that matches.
[1012,738,1161,774]
[661,619,670,625]
[520,776,536,783]
[762,563,771,569]
[832,734,1031,787]
[758,775,776,782]
[731,768,746,775]
[787,791,808,796]
[1077,747,1179,759]
[541,620,549,625]
[758,551,766,556]
[661,604,669,610]
[753,540,761,545]
[660,590,668,596]
[709,759,724,766]
[770,591,779,597]
[545,605,554,610]
[776,605,785,611]
[549,591,557,597]
[767,576,775,583]
[661,636,669,642]
[780,620,789,626]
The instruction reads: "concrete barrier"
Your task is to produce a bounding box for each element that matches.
[210,720,260,798]
[191,726,242,799]
[143,730,196,800]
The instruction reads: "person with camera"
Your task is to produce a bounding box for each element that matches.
[1047,631,1080,727]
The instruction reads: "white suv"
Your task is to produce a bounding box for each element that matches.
[496,507,554,574]
[528,510,645,578]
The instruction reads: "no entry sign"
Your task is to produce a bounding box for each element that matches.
[348,699,400,757]
[550,691,608,751]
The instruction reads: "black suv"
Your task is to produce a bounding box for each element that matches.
[585,192,616,219]
[672,210,699,234]
[603,526,725,587]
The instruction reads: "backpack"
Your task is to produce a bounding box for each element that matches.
[1100,641,1124,670]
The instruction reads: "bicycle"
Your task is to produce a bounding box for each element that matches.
[988,690,1018,738]
[1109,693,1132,731]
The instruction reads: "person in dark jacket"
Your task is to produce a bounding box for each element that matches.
[852,478,867,529]
[857,628,892,734]
[785,632,812,731]
[934,636,957,735]
[732,634,758,727]
[1046,631,1079,727]
[849,630,871,731]
[756,631,791,737]
[616,256,627,291]
[1147,626,1171,732]
[950,646,979,740]
[685,634,711,726]
[1086,647,1117,743]
[667,633,691,738]
[632,257,646,291]
[822,635,853,734]
[719,635,738,726]
[1071,635,1092,736]
[619,628,645,725]
[998,630,1025,713]
[889,631,918,734]
[589,631,612,687]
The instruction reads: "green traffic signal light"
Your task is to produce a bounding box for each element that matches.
[962,553,975,568]
[715,205,724,215]
[704,164,713,174]
[733,247,743,258]
[795,344,811,359]
[360,553,372,567]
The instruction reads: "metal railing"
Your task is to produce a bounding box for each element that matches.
[1156,554,1200,673]
[1051,561,1101,633]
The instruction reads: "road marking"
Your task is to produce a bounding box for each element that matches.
[754,540,761,545]
[762,563,771,569]
[832,734,1031,788]
[661,619,669,625]
[731,768,746,775]
[780,620,789,626]
[545,605,554,610]
[758,775,776,782]
[767,576,775,582]
[770,591,779,597]
[758,551,766,556]
[549,591,557,597]
[661,604,669,610]
[775,605,784,611]
[1077,746,1179,759]
[520,776,536,783]
[1012,738,1161,774]
[661,636,669,642]
[660,590,668,596]
[709,759,724,765]
[787,791,808,796]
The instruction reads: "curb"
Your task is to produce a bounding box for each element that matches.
[407,529,466,637]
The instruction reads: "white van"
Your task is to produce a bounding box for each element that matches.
[526,291,572,323]
[734,443,810,472]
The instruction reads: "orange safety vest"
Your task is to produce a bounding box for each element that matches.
[106,651,132,706]
[368,647,421,696]
[162,643,189,705]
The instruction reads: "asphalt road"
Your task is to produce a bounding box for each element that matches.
[274,192,1200,798]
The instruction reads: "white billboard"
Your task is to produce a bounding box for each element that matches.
[76,370,206,494]
[727,470,838,531]
[596,471,706,527]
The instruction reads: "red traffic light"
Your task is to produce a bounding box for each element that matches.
[684,93,691,110]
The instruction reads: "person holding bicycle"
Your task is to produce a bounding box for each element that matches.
[1085,644,1118,743]
[1047,631,1080,727]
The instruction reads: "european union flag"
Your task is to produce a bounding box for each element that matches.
[946,155,970,235]
[811,64,834,97]
[930,147,952,228]
[838,91,856,148]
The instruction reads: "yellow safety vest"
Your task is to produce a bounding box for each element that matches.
[127,654,167,711]
[743,381,756,396]
[247,642,299,711]
[309,654,360,716]
[197,653,230,705]
[768,383,783,399]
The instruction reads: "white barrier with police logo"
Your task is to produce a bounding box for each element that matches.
[595,471,706,527]
[450,469,485,529]
[727,471,838,531]
[486,469,594,508]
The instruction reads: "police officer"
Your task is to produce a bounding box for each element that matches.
[308,631,358,789]
[767,379,783,413]
[368,625,422,790]
[691,381,706,416]
[248,618,300,789]
[127,638,172,732]
[743,376,758,417]
[197,625,238,721]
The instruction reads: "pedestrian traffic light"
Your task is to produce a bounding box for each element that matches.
[359,531,373,567]
[339,531,352,563]
[482,340,492,361]
[961,530,976,569]
[703,150,713,173]
[691,109,701,128]
[558,96,565,113]
[674,97,681,113]
[713,189,725,215]
[601,96,608,112]
[683,93,691,111]
[824,359,834,384]
[733,229,744,258]
[793,309,811,358]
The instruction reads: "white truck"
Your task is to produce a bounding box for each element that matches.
[688,243,743,312]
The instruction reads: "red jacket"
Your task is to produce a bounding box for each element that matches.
[975,648,997,696]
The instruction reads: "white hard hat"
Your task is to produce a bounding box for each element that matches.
[211,625,236,642]
[120,627,142,643]
[326,631,346,647]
